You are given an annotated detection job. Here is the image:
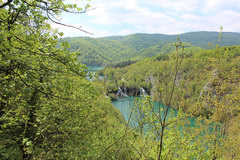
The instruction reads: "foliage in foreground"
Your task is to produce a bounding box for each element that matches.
[100,42,240,159]
[0,0,134,159]
[1,0,240,159]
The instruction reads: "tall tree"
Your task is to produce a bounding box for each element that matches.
[0,1,133,159]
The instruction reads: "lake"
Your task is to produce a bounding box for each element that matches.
[86,66,104,80]
[111,96,196,128]
[86,66,197,128]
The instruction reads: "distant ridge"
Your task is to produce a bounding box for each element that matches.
[63,31,240,66]
[101,31,240,49]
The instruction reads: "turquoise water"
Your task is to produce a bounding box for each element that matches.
[86,66,104,80]
[87,66,104,72]
[112,96,218,155]
[111,96,196,128]
[111,96,135,121]
[112,96,177,120]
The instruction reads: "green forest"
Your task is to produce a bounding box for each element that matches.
[64,32,240,66]
[1,0,240,160]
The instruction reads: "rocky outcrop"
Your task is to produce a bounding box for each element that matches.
[200,69,218,97]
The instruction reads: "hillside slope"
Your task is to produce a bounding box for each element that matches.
[63,32,240,66]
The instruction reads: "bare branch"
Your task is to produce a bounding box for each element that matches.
[46,11,93,35]
[0,0,13,8]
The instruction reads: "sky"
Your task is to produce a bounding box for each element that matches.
[52,0,240,37]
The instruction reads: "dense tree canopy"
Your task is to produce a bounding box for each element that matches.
[1,1,240,159]
[0,1,135,159]
[65,32,240,66]
[99,44,240,159]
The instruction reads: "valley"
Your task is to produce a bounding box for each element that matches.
[1,0,240,159]
[64,32,240,66]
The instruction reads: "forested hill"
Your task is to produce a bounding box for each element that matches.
[103,32,240,49]
[63,32,240,66]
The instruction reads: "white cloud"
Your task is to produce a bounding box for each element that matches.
[86,0,141,25]
[136,25,184,35]
[143,0,201,12]
[91,30,113,38]
[205,10,240,31]
[86,0,176,28]
[57,0,240,37]
[90,16,120,25]
[202,0,240,13]
[179,14,204,21]
[117,29,133,35]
